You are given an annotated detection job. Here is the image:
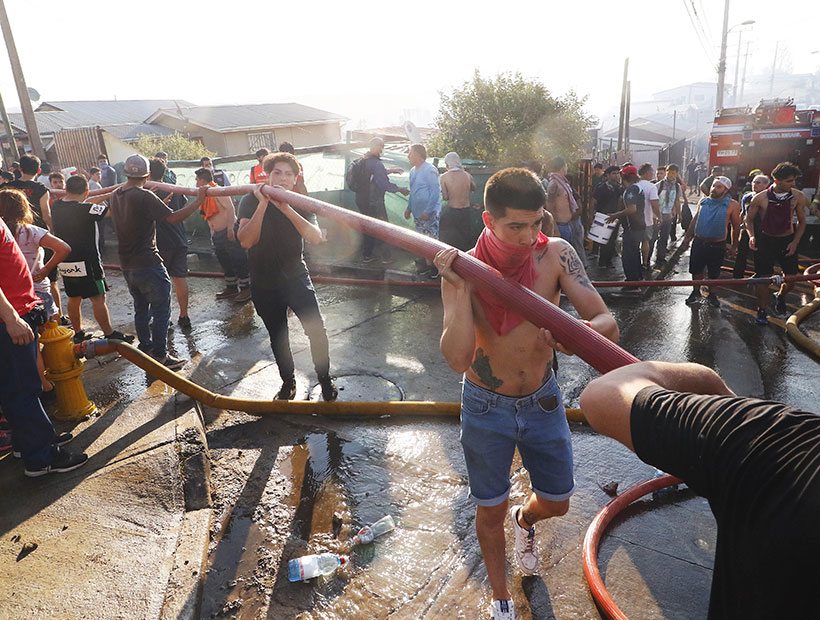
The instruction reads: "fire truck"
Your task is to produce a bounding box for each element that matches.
[709,98,820,192]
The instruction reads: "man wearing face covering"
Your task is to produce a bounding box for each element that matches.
[439,151,477,250]
[433,168,618,620]
[683,176,741,308]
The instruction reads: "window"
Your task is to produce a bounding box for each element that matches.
[248,132,275,151]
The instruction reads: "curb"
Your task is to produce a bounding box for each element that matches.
[160,396,212,620]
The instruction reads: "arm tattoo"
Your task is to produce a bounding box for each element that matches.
[559,245,596,291]
[471,348,503,391]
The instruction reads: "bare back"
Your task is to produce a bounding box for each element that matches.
[546,179,572,224]
[441,169,474,209]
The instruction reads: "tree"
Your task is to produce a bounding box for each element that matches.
[133,132,214,161]
[427,71,595,165]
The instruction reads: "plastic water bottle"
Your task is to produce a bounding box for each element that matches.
[287,552,347,582]
[352,515,396,545]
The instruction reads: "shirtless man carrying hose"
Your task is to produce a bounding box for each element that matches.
[434,168,618,620]
[745,161,809,324]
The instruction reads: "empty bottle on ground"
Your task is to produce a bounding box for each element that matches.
[288,552,347,582]
[352,514,396,545]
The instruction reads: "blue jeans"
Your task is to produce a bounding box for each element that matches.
[459,374,575,506]
[123,265,172,359]
[251,274,331,381]
[0,315,58,468]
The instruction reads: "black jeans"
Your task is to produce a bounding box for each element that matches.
[251,275,331,381]
[733,229,751,278]
[357,200,392,259]
[622,228,644,281]
[598,220,620,266]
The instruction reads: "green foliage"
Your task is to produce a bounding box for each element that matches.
[427,71,596,165]
[133,133,214,161]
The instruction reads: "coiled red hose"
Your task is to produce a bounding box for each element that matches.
[582,474,683,619]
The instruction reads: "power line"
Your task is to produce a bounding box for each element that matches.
[681,0,717,69]
[692,0,716,50]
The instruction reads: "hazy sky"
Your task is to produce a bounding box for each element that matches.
[1,0,817,129]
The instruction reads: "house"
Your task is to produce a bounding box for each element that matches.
[1,99,347,170]
[146,103,347,155]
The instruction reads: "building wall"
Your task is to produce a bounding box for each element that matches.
[152,116,227,154]
[152,117,343,156]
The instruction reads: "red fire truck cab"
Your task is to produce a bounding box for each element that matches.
[709,99,820,193]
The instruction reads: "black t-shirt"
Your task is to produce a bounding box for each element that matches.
[630,387,820,620]
[237,193,317,288]
[109,186,173,270]
[154,190,189,251]
[51,199,108,278]
[592,182,623,214]
[620,183,646,231]
[5,179,49,228]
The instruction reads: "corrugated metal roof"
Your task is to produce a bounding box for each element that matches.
[101,123,176,141]
[36,99,195,125]
[7,111,87,135]
[152,103,346,132]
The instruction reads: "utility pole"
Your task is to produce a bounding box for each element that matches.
[672,110,677,140]
[769,41,780,96]
[740,41,751,103]
[625,81,631,153]
[0,90,20,166]
[0,0,45,160]
[617,58,629,152]
[716,0,731,113]
[732,29,744,105]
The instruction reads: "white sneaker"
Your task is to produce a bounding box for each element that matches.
[510,505,538,575]
[491,599,515,620]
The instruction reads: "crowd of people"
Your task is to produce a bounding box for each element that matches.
[1,145,819,620]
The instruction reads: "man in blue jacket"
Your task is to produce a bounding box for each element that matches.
[404,143,441,276]
[355,137,409,264]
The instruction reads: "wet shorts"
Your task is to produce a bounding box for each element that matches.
[689,237,726,278]
[159,245,189,278]
[754,233,799,276]
[460,373,575,506]
[63,274,108,299]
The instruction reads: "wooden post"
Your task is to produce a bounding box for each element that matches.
[0,0,46,161]
[0,89,20,166]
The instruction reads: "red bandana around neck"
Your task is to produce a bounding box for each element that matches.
[469,227,549,334]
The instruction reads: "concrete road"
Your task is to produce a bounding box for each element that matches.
[2,241,817,620]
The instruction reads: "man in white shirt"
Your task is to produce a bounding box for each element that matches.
[637,163,660,271]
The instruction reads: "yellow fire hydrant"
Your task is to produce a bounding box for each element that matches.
[38,320,97,421]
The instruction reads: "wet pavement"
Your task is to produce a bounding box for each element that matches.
[2,232,818,619]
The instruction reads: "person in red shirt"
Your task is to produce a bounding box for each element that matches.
[249,148,269,184]
[0,204,88,475]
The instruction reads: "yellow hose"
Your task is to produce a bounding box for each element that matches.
[89,341,586,422]
[785,265,820,361]
[786,298,820,361]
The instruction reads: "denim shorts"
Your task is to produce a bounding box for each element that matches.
[460,374,575,506]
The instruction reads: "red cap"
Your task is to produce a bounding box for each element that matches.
[620,165,638,176]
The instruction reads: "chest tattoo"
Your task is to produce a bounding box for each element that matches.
[471,348,503,391]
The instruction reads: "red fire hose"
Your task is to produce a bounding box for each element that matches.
[582,474,683,620]
[140,181,639,374]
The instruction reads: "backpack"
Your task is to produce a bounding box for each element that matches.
[345,157,369,193]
